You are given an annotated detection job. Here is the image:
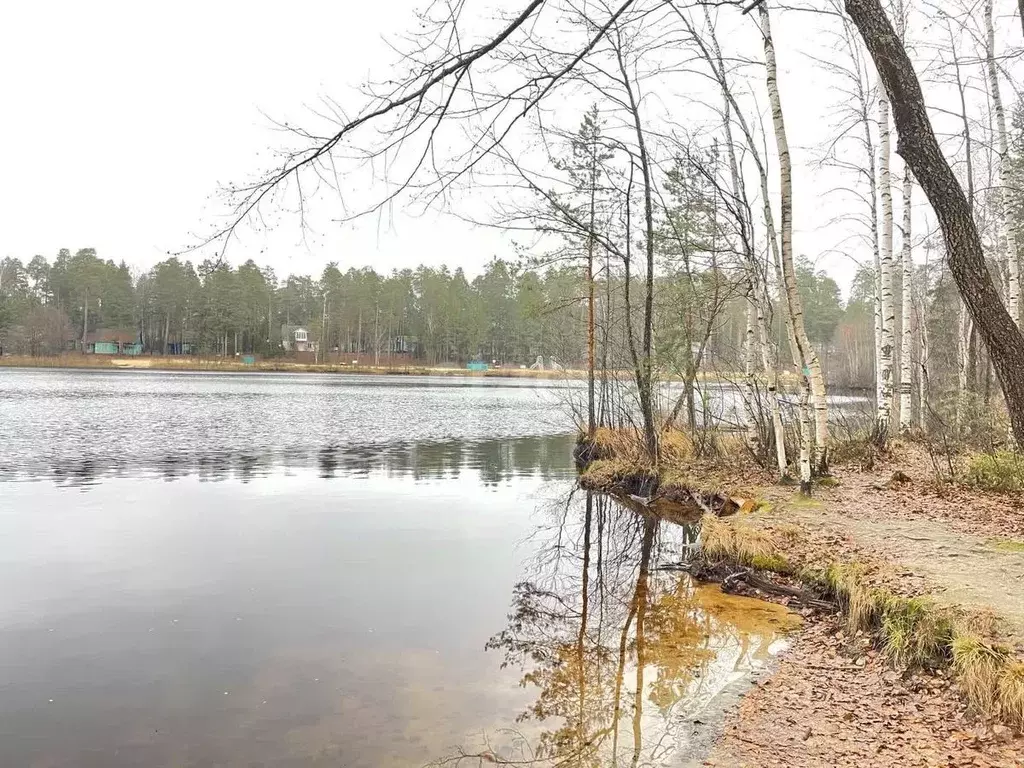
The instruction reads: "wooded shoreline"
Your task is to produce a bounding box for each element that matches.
[1,354,810,383]
[0,354,579,378]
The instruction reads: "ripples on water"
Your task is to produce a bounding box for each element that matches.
[0,369,578,485]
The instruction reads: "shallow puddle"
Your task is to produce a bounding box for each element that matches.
[477,491,800,766]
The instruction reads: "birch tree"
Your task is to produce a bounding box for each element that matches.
[685,6,788,477]
[845,0,1024,447]
[898,167,914,433]
[760,1,821,488]
[916,240,931,431]
[983,0,1020,327]
[876,83,896,440]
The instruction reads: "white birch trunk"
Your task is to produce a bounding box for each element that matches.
[898,168,914,433]
[760,2,826,480]
[917,280,929,432]
[704,6,788,478]
[759,290,789,477]
[985,0,1020,328]
[877,86,895,439]
[743,285,761,456]
[956,305,970,429]
[798,374,813,494]
[859,77,883,409]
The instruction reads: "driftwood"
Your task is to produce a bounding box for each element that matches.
[656,560,837,613]
[721,567,836,612]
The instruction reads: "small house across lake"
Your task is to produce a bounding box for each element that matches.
[84,328,143,356]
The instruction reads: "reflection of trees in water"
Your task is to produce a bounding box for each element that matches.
[468,489,790,767]
[6,434,575,487]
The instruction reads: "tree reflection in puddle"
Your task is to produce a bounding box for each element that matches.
[449,489,801,767]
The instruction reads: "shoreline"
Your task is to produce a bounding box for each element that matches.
[578,432,1024,765]
[0,355,583,379]
[0,358,878,396]
[0,355,768,385]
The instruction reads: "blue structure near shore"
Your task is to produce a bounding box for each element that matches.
[466,361,489,371]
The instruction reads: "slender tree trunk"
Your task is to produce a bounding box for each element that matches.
[600,248,611,427]
[587,159,597,438]
[704,7,787,476]
[855,65,883,407]
[798,379,813,494]
[164,314,171,355]
[917,261,930,431]
[899,169,914,433]
[616,42,657,460]
[760,3,826,480]
[374,304,380,366]
[845,0,1024,446]
[948,29,977,430]
[985,0,1020,328]
[758,290,788,477]
[743,285,761,457]
[957,306,970,428]
[877,85,895,440]
[81,291,89,351]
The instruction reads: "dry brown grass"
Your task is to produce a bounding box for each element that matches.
[578,458,652,492]
[821,563,876,634]
[952,632,1011,715]
[700,515,779,567]
[999,663,1024,730]
[818,564,1024,726]
[585,426,693,467]
[661,428,695,464]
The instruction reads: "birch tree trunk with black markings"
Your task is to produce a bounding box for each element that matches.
[899,168,914,434]
[845,0,1024,446]
[760,2,822,487]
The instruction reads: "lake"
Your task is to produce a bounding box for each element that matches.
[0,368,797,767]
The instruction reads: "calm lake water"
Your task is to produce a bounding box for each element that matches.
[0,368,796,767]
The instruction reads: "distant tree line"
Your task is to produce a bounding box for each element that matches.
[2,244,850,370]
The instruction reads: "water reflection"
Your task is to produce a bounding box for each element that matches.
[0,368,581,486]
[2,434,576,487]
[474,491,799,766]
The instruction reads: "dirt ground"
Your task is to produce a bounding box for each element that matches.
[705,619,1024,767]
[700,442,1024,766]
[757,444,1024,648]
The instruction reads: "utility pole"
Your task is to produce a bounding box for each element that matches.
[318,289,330,364]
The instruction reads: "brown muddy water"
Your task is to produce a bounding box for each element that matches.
[0,369,798,767]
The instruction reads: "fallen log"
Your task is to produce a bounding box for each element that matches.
[722,567,836,612]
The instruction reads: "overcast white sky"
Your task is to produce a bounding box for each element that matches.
[0,0,515,279]
[2,0,1012,291]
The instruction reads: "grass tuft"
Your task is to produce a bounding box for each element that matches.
[998,663,1024,731]
[830,437,879,469]
[581,426,693,467]
[817,563,876,634]
[660,428,695,465]
[951,632,1010,715]
[964,451,1024,493]
[878,595,953,668]
[699,516,778,568]
[749,553,790,572]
